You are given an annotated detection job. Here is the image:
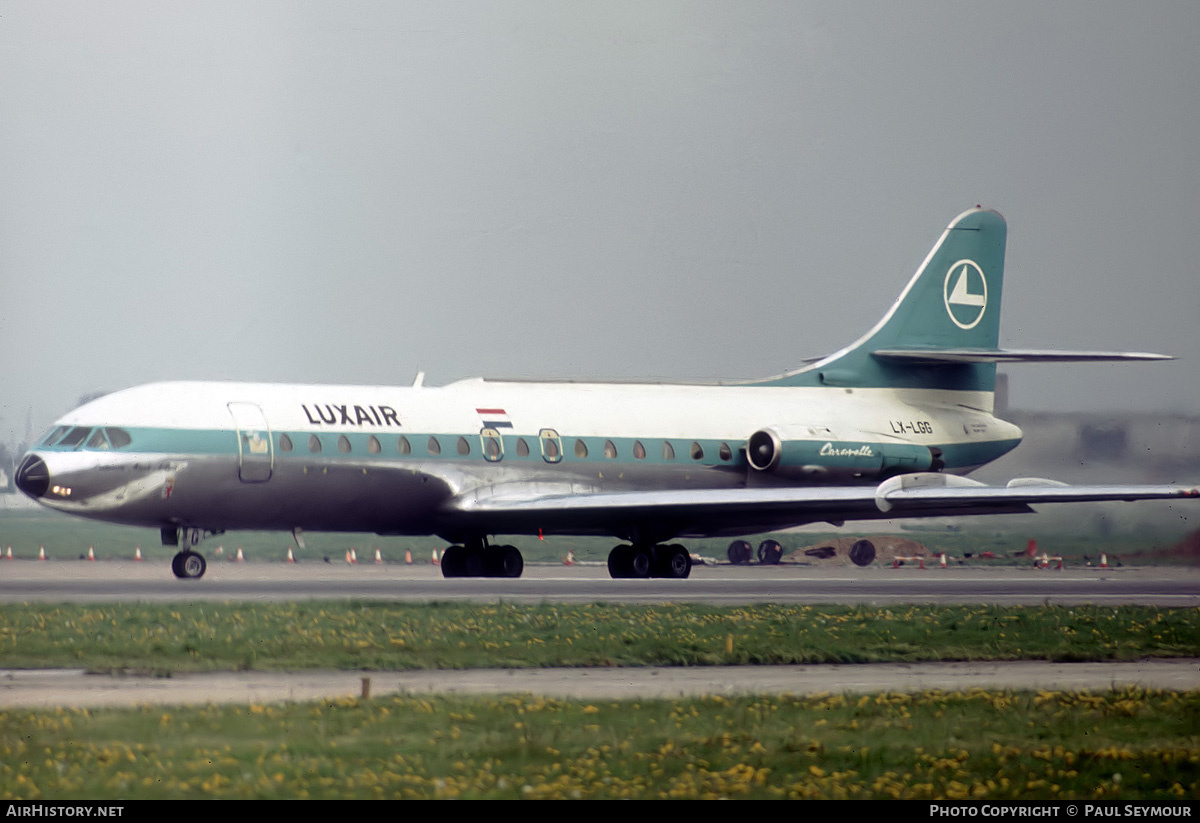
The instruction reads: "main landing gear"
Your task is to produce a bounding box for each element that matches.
[606,543,692,579]
[441,539,524,578]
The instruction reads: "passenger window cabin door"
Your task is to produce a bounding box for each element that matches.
[228,402,274,482]
[539,428,562,463]
[480,428,504,462]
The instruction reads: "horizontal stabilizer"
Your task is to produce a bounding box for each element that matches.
[872,348,1173,365]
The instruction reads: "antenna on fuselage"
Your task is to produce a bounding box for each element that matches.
[412,371,426,388]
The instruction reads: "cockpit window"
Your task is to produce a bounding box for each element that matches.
[56,427,92,448]
[41,426,70,446]
[104,428,132,448]
[86,429,111,450]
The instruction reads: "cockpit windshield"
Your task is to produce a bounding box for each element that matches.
[37,425,132,450]
[55,427,92,448]
[40,426,70,446]
[105,428,132,448]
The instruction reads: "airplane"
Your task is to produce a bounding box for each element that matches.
[14,207,1199,580]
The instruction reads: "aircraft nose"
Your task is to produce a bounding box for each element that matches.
[15,455,50,499]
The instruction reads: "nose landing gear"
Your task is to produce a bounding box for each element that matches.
[167,527,218,580]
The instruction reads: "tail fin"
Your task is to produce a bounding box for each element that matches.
[754,207,1008,393]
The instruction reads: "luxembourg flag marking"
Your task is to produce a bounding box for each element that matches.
[476,408,513,429]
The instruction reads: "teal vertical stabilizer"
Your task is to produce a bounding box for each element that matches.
[754,208,1007,393]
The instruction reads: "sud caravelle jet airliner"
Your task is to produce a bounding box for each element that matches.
[15,208,1200,580]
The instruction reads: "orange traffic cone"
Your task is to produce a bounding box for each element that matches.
[286,547,296,563]
[350,548,358,564]
[235,546,245,562]
[1100,552,1109,569]
[939,552,947,569]
[39,545,46,561]
[86,545,95,561]
[134,546,142,562]
[374,548,382,564]
[1026,539,1037,558]
[564,550,575,566]
[5,546,11,560]
[431,548,440,566]
[405,549,413,564]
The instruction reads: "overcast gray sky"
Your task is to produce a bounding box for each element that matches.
[2,1,1198,445]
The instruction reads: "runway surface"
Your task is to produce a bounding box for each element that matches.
[2,561,1197,707]
[1,559,1197,606]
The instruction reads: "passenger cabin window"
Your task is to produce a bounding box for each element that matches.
[719,442,732,461]
[279,433,293,452]
[516,438,530,457]
[456,436,470,456]
[690,442,704,460]
[574,439,588,459]
[338,435,352,454]
[309,435,322,453]
[603,440,617,459]
[662,441,675,460]
[367,435,381,454]
[427,436,441,456]
[633,440,646,460]
[397,436,411,455]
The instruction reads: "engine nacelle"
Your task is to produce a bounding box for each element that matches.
[746,425,937,479]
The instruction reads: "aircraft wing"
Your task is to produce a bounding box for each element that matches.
[445,473,1200,538]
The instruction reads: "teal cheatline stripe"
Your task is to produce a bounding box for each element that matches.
[41,427,753,468]
[39,425,1017,473]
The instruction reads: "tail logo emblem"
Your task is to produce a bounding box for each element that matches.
[943,259,988,329]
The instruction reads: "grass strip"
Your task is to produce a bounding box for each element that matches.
[1,688,1196,799]
[1,602,1197,673]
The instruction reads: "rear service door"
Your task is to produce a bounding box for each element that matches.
[228,402,274,482]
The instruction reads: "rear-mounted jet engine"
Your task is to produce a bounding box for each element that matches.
[746,425,942,480]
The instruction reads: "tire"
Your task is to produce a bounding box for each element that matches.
[173,551,206,580]
[462,547,486,577]
[757,539,783,565]
[629,547,653,578]
[441,545,463,578]
[727,540,752,565]
[659,544,692,579]
[488,545,524,578]
[607,545,632,578]
[849,539,876,567]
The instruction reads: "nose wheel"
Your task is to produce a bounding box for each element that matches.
[171,550,207,580]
